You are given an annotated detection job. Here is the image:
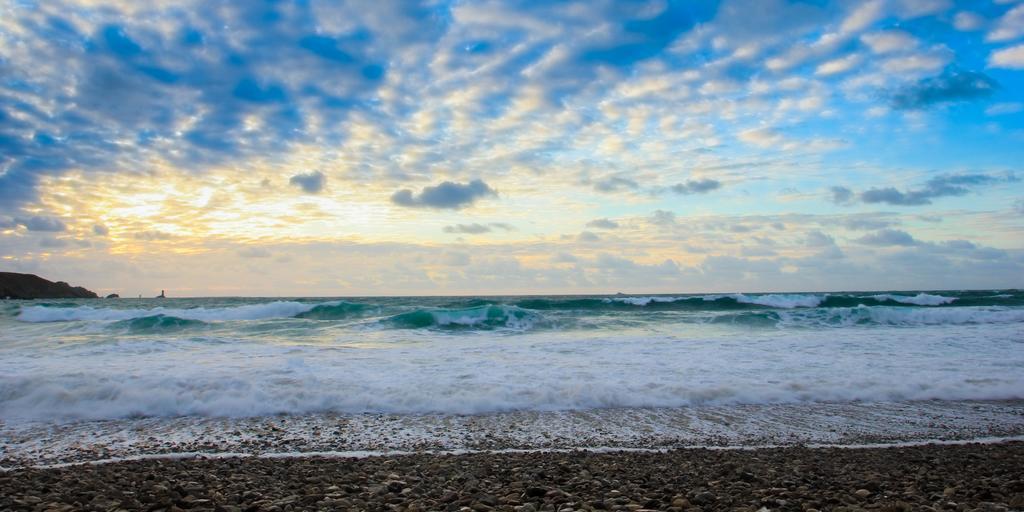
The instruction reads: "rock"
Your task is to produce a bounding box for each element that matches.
[976,503,1008,512]
[671,497,690,508]
[691,492,714,505]
[106,293,120,298]
[1009,494,1024,508]
[854,489,872,499]
[0,272,99,299]
[525,487,548,498]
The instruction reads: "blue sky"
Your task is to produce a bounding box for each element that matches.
[0,0,1022,296]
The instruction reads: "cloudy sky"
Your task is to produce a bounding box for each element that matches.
[1,0,1023,296]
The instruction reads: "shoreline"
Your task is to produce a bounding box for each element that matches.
[3,441,1023,511]
[6,434,1024,472]
[4,399,1024,469]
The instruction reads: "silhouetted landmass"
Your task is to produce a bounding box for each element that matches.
[0,272,98,299]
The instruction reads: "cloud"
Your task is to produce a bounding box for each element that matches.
[989,44,1024,69]
[391,179,497,209]
[238,247,272,258]
[895,0,952,18]
[442,223,514,234]
[829,186,855,205]
[986,102,1024,115]
[133,230,175,241]
[670,179,722,195]
[805,230,836,247]
[444,223,492,234]
[856,229,918,246]
[551,252,577,264]
[738,128,786,148]
[39,237,69,248]
[14,216,67,232]
[890,71,998,109]
[593,176,639,193]
[859,173,1012,206]
[815,54,862,76]
[577,231,601,242]
[93,224,109,236]
[842,217,896,230]
[441,251,471,266]
[579,2,711,69]
[860,30,918,54]
[289,171,326,194]
[648,210,676,226]
[953,12,985,31]
[0,1,389,210]
[987,5,1024,42]
[586,218,620,229]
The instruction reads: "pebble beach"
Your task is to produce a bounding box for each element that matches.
[4,441,1024,512]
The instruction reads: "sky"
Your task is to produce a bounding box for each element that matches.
[1,0,1023,297]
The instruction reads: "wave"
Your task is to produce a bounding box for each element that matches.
[17,301,336,323]
[110,315,207,332]
[865,293,957,306]
[294,301,372,320]
[536,292,988,310]
[385,305,544,330]
[713,306,1024,327]
[12,292,1022,331]
[2,362,1020,421]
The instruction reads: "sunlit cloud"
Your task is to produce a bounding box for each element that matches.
[0,0,1021,295]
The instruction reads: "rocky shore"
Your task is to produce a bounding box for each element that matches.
[0,272,98,299]
[3,442,1023,512]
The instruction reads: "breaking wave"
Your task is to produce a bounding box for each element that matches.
[10,290,1022,332]
[714,306,1024,327]
[385,305,544,330]
[17,301,320,323]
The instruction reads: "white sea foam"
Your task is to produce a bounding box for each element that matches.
[1,318,1021,422]
[2,294,1022,425]
[868,292,957,306]
[774,305,1024,326]
[730,293,824,308]
[608,296,686,306]
[610,294,826,307]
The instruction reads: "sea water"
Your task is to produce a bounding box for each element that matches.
[2,290,1022,423]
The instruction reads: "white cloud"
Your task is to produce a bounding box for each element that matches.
[881,51,950,74]
[815,54,862,76]
[953,11,985,31]
[738,128,786,148]
[861,30,919,54]
[840,0,886,34]
[894,0,951,18]
[986,102,1024,115]
[989,44,1024,69]
[987,5,1024,42]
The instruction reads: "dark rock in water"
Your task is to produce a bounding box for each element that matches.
[106,293,120,299]
[0,272,99,299]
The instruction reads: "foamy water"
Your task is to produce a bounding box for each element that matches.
[1,291,1022,423]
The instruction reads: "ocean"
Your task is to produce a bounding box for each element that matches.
[2,290,1024,465]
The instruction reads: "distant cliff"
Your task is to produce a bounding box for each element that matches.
[0,272,99,299]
